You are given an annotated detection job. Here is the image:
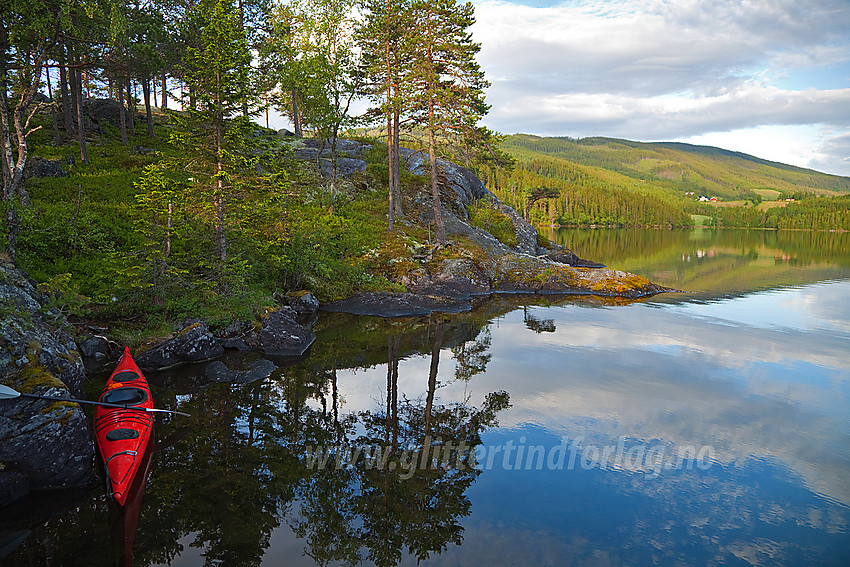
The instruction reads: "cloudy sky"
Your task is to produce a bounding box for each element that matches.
[469,0,850,176]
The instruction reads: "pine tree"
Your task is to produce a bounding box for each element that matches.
[172,0,254,278]
[357,0,410,228]
[404,0,489,245]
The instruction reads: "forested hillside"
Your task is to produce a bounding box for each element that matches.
[482,135,850,230]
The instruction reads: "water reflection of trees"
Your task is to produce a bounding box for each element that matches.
[293,320,509,566]
[522,307,556,334]
[551,227,850,267]
[3,314,507,567]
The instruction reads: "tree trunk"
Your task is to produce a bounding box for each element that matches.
[315,137,324,171]
[291,91,302,138]
[385,31,395,230]
[424,7,444,246]
[69,47,88,164]
[428,125,446,246]
[330,135,338,211]
[58,53,74,134]
[392,106,403,216]
[215,183,225,261]
[424,321,444,437]
[391,335,398,447]
[214,118,226,268]
[117,81,128,145]
[11,91,32,209]
[142,78,154,137]
[386,336,394,447]
[0,56,13,191]
[387,112,394,230]
[44,65,62,144]
[1,44,48,260]
[161,72,168,110]
[126,78,136,137]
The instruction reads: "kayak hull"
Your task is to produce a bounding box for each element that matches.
[94,347,154,506]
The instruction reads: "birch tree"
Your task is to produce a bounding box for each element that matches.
[1,0,62,261]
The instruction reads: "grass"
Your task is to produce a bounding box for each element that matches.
[753,188,781,201]
[756,201,788,211]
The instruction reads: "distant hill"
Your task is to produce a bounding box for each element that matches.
[479,134,850,229]
[504,135,850,197]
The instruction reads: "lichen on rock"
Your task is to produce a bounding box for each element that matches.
[135,320,224,371]
[0,260,97,506]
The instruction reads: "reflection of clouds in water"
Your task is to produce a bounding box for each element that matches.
[336,287,850,507]
[509,299,850,371]
[664,280,850,334]
[486,306,850,506]
[792,281,850,333]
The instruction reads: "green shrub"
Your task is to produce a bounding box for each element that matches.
[467,199,518,248]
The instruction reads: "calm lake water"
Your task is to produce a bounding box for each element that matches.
[3,228,850,566]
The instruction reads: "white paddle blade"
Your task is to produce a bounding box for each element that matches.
[0,384,23,399]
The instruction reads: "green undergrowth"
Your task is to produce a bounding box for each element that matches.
[5,114,434,337]
[467,199,518,247]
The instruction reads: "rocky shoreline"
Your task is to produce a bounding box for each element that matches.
[0,258,668,506]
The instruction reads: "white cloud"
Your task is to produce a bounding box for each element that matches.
[484,86,850,138]
[471,0,850,175]
[809,131,850,175]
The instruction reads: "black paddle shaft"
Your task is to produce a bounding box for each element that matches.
[13,391,189,416]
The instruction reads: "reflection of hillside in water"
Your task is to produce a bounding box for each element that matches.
[548,228,850,296]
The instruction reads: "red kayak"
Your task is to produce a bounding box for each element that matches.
[94,347,154,506]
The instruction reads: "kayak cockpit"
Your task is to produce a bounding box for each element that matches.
[112,370,140,382]
[100,387,148,406]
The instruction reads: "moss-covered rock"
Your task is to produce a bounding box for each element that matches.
[0,260,86,396]
[134,320,224,371]
[492,254,670,297]
[0,261,97,505]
